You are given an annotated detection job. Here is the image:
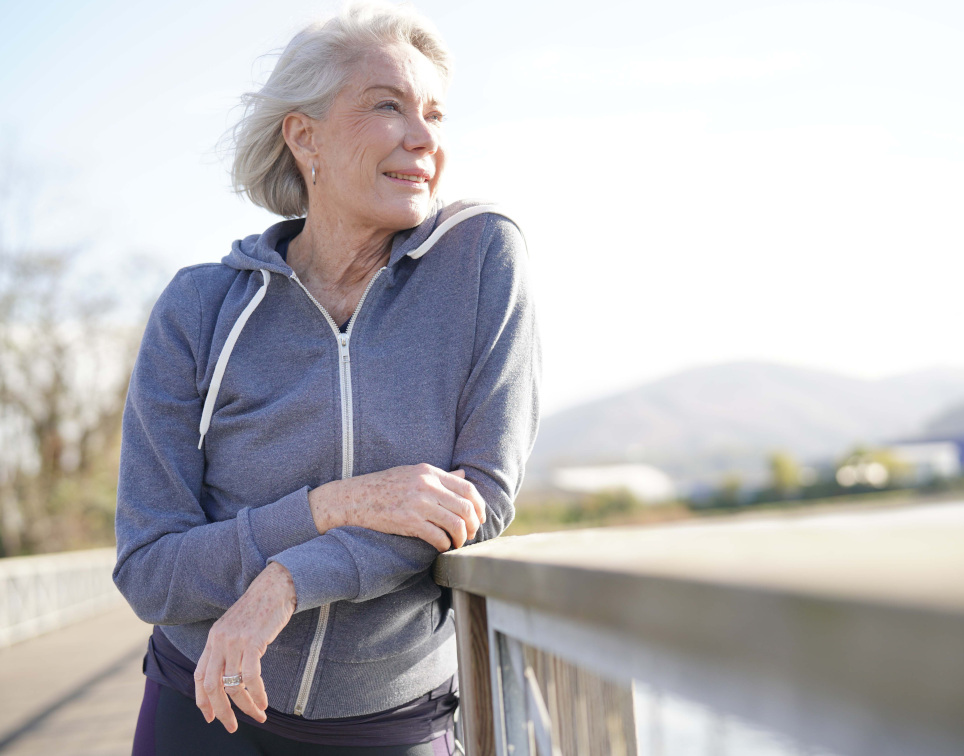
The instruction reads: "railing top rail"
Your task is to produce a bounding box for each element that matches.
[0,547,117,577]
[435,502,964,622]
[441,503,964,756]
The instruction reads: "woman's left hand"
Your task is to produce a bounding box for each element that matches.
[194,562,297,732]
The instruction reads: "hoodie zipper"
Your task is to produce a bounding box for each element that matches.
[289,267,385,716]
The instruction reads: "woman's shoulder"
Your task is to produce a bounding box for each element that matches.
[171,262,244,295]
[418,199,527,266]
[435,199,524,236]
[154,263,243,308]
[146,263,247,342]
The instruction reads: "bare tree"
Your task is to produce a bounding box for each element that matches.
[0,148,152,556]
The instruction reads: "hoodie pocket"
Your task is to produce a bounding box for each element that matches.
[322,576,441,663]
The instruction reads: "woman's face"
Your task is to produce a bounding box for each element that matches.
[310,43,447,236]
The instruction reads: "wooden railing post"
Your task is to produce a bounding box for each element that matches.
[452,589,495,755]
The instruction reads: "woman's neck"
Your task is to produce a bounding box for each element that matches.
[288,212,392,289]
[286,211,394,325]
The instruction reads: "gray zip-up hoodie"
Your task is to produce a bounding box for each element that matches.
[113,199,540,719]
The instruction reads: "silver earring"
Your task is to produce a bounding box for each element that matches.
[311,164,316,186]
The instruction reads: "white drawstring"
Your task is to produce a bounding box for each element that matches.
[198,270,271,449]
[407,204,520,259]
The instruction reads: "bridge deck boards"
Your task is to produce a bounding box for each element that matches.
[0,604,150,756]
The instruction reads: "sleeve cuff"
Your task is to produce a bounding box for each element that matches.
[241,486,320,560]
[268,536,361,612]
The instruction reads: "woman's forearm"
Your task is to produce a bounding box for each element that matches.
[306,478,352,534]
[194,561,297,732]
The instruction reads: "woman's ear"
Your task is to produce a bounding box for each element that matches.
[282,112,318,165]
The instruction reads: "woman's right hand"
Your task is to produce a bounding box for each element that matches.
[308,464,486,551]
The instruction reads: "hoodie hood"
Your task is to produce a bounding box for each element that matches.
[221,198,516,275]
[223,218,305,275]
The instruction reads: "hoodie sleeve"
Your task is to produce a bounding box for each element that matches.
[269,214,541,610]
[113,269,321,625]
[452,216,541,542]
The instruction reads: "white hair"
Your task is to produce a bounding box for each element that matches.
[231,2,452,218]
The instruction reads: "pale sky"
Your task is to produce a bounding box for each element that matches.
[2,0,963,413]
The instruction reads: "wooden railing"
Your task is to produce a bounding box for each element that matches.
[0,547,121,647]
[434,502,964,756]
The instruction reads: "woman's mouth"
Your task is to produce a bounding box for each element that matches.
[384,172,429,184]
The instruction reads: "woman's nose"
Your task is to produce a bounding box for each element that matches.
[404,114,440,154]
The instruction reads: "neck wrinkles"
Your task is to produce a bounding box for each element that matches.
[288,211,394,291]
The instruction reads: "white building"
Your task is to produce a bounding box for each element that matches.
[888,442,962,484]
[550,463,677,503]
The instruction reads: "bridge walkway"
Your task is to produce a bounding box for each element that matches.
[0,605,150,756]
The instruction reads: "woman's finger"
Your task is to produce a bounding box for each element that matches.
[429,507,468,549]
[418,521,453,552]
[194,646,214,723]
[241,653,268,713]
[225,680,265,724]
[434,475,481,539]
[435,492,479,541]
[225,652,267,722]
[445,469,487,526]
[204,649,239,733]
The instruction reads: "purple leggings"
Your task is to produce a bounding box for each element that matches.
[132,679,457,756]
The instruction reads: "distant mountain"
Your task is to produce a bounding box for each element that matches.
[529,362,964,489]
[923,402,964,438]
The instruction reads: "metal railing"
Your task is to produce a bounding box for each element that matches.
[435,502,964,756]
[0,547,121,648]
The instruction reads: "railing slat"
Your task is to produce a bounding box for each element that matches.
[453,589,495,756]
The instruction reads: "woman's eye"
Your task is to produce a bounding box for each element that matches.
[378,101,400,112]
[427,111,446,124]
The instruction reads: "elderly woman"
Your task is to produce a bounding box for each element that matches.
[112,3,539,754]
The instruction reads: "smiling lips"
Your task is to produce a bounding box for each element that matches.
[384,171,430,183]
